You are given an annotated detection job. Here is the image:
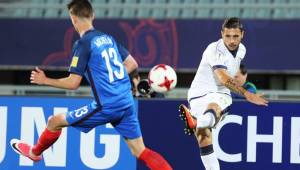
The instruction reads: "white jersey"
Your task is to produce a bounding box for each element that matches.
[188,39,246,101]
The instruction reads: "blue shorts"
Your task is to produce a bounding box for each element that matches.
[66,101,142,139]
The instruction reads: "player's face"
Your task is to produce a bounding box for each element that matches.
[221,28,244,51]
[234,69,247,86]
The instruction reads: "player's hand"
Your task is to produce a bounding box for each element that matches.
[137,79,152,96]
[30,67,47,85]
[244,91,269,106]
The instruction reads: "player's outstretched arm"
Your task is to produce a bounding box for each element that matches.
[123,54,138,74]
[244,91,268,106]
[30,67,82,90]
[214,68,268,106]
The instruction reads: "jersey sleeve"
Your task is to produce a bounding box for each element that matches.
[207,50,228,70]
[117,44,130,61]
[69,41,90,76]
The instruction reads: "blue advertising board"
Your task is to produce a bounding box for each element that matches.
[137,99,300,170]
[1,19,300,71]
[0,96,300,170]
[0,96,136,170]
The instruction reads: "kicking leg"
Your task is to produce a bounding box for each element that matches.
[196,103,223,129]
[179,103,222,135]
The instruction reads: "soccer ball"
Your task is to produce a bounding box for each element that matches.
[148,64,177,93]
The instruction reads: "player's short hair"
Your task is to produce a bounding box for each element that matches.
[222,17,244,32]
[67,0,93,18]
[240,64,247,75]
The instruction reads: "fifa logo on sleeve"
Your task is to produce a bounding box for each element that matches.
[70,56,79,67]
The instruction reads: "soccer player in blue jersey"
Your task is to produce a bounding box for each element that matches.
[10,1,172,169]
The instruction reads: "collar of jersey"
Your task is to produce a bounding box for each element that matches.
[82,28,95,37]
[218,39,239,58]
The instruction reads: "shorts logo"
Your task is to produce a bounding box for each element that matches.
[71,56,79,67]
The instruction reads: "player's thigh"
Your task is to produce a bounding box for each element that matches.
[125,137,145,157]
[112,105,142,141]
[66,103,96,125]
[207,93,232,119]
[208,93,232,111]
[189,97,208,118]
[65,102,107,133]
[190,93,232,118]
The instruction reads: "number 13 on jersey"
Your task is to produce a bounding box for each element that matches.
[101,48,124,83]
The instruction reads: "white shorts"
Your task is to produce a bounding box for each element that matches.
[189,93,232,118]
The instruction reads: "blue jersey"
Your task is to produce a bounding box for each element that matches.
[69,29,133,109]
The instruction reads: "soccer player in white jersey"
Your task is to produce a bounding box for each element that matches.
[179,17,268,170]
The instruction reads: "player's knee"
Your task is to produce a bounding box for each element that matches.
[47,116,58,129]
[47,115,53,122]
[207,103,220,112]
[207,103,222,120]
[47,115,65,130]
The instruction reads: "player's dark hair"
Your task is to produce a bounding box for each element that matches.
[222,17,244,32]
[240,64,247,75]
[67,0,93,18]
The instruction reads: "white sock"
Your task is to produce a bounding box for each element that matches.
[201,151,220,170]
[197,112,216,128]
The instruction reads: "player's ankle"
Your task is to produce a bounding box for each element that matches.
[30,148,40,157]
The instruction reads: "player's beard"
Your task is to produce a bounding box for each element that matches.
[228,43,238,51]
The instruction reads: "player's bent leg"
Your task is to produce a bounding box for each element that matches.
[196,103,222,129]
[178,104,196,135]
[31,113,68,155]
[126,137,173,170]
[10,113,68,161]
